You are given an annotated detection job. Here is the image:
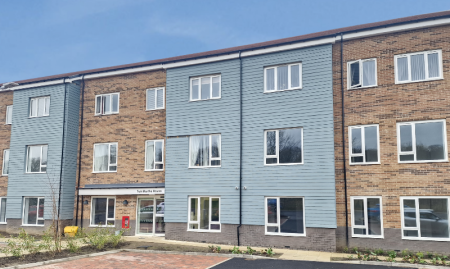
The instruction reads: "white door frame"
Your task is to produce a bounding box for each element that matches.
[136,196,165,236]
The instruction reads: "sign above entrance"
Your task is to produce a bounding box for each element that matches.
[79,188,165,196]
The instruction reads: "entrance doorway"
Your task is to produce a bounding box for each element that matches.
[137,197,165,235]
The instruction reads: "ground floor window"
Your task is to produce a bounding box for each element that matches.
[188,196,220,231]
[23,197,44,226]
[351,196,383,238]
[137,198,165,235]
[265,197,305,236]
[0,197,6,223]
[91,197,115,227]
[401,197,450,240]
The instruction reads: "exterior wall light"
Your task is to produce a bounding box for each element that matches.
[123,200,128,206]
[83,200,89,205]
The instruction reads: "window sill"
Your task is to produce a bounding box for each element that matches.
[146,108,165,111]
[349,162,381,166]
[264,87,302,93]
[21,224,45,227]
[1,175,7,177]
[92,171,117,174]
[347,85,378,90]
[188,166,221,169]
[28,116,50,119]
[395,77,443,85]
[25,172,47,174]
[94,113,119,117]
[398,159,448,164]
[352,235,384,239]
[4,123,11,125]
[144,169,164,172]
[89,225,115,228]
[402,236,450,242]
[187,229,221,233]
[264,162,303,166]
[189,97,221,102]
[0,222,6,225]
[265,232,306,237]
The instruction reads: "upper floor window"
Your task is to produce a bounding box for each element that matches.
[30,96,50,118]
[264,63,302,92]
[5,105,12,124]
[189,134,221,168]
[395,50,443,84]
[26,145,48,173]
[145,140,164,171]
[146,87,165,110]
[188,196,220,232]
[2,149,9,176]
[397,119,447,163]
[349,125,379,164]
[351,196,383,238]
[348,59,377,89]
[265,197,305,236]
[93,143,117,172]
[190,75,221,101]
[265,127,303,165]
[95,93,119,115]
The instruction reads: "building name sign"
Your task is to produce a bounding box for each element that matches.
[136,189,164,194]
[79,188,165,196]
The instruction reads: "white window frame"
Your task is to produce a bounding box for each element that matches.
[0,197,6,224]
[94,93,120,115]
[2,149,9,176]
[347,58,378,89]
[394,50,443,84]
[93,142,118,173]
[350,196,384,238]
[349,125,380,165]
[396,119,448,163]
[22,197,45,226]
[264,128,303,166]
[190,75,221,101]
[5,105,12,124]
[25,145,48,174]
[145,139,164,171]
[187,196,221,232]
[264,62,302,93]
[146,87,165,110]
[188,134,221,168]
[90,196,116,227]
[400,196,450,241]
[29,96,50,118]
[264,196,306,237]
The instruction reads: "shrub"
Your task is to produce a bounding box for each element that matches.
[230,246,241,254]
[208,245,221,253]
[82,228,124,250]
[343,246,349,253]
[66,237,80,253]
[246,246,256,255]
[374,249,384,256]
[386,251,397,262]
[352,247,358,253]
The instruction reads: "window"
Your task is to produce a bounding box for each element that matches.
[349,125,379,164]
[93,143,117,172]
[2,149,9,176]
[0,198,6,223]
[95,93,119,115]
[401,197,450,240]
[5,105,12,124]
[264,128,303,165]
[145,140,164,170]
[190,75,221,101]
[146,87,165,110]
[189,134,221,167]
[264,63,302,92]
[26,145,48,173]
[265,197,305,236]
[395,50,443,83]
[188,196,220,231]
[348,59,377,89]
[397,120,447,163]
[90,197,115,227]
[351,197,383,238]
[23,197,44,226]
[30,96,50,117]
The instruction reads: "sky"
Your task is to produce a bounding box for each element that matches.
[1,0,449,83]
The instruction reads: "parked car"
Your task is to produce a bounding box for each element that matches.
[403,208,449,238]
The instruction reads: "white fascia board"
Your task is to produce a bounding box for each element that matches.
[68,64,165,82]
[79,188,165,196]
[5,79,65,91]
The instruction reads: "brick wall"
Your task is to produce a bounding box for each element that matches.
[334,25,450,250]
[0,91,13,197]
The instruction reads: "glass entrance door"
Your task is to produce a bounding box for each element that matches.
[137,198,165,235]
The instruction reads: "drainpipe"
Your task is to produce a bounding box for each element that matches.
[57,78,68,233]
[340,33,349,248]
[237,51,243,246]
[75,75,86,227]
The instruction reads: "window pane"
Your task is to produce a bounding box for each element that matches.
[266,158,277,164]
[94,144,109,172]
[37,98,45,117]
[212,77,220,98]
[38,199,44,218]
[27,146,41,173]
[109,144,117,165]
[107,199,115,219]
[146,141,154,170]
[351,156,363,163]
[3,150,9,175]
[211,135,220,158]
[6,106,12,124]
[210,224,220,230]
[351,128,362,154]
[400,125,412,152]
[111,94,119,113]
[211,160,220,166]
[280,198,304,234]
[0,198,6,223]
[41,146,48,168]
[266,131,276,156]
[397,57,409,81]
[403,199,417,228]
[211,198,219,222]
[191,79,199,100]
[190,136,209,167]
[277,66,288,90]
[362,60,376,87]
[103,95,111,114]
[354,228,366,235]
[201,77,210,100]
[156,89,164,108]
[404,230,418,237]
[30,99,36,117]
[290,64,300,88]
[267,226,278,232]
[92,198,107,225]
[200,197,209,230]
[266,68,275,91]
[279,128,302,164]
[411,54,426,81]
[45,97,50,115]
[155,141,163,163]
[350,62,360,87]
[415,122,445,161]
[428,53,440,78]
[419,199,449,238]
[25,198,38,225]
[190,198,198,222]
[96,96,102,114]
[364,126,378,162]
[267,199,277,224]
[155,216,165,233]
[156,199,164,215]
[400,154,414,161]
[367,198,382,236]
[147,90,155,110]
[353,199,365,226]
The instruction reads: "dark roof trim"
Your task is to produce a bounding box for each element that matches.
[81,183,165,189]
